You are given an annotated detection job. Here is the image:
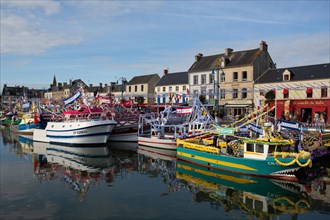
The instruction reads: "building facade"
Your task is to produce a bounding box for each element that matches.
[155,69,189,105]
[188,41,275,120]
[126,73,160,105]
[255,63,330,124]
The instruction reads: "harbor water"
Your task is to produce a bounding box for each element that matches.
[1,128,330,220]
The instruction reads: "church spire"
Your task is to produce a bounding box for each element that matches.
[52,75,57,86]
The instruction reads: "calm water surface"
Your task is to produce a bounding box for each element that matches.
[1,128,330,220]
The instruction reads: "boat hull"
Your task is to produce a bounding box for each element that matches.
[176,146,307,181]
[138,135,177,150]
[108,132,138,142]
[45,119,116,145]
[10,123,40,135]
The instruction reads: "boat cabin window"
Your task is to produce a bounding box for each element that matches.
[245,197,253,209]
[275,145,290,152]
[254,200,264,211]
[255,144,264,153]
[246,143,254,152]
[268,145,276,154]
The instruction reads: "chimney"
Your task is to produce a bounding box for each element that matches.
[104,84,108,91]
[195,53,203,62]
[69,79,72,85]
[225,48,233,56]
[260,40,268,51]
[163,69,168,75]
[99,83,103,88]
[63,82,67,86]
[89,84,93,88]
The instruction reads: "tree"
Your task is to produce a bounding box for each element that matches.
[136,96,144,105]
[264,90,275,105]
[199,95,206,104]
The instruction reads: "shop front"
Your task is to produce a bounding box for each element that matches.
[275,99,329,124]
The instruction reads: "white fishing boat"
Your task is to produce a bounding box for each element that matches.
[33,108,117,145]
[137,98,216,150]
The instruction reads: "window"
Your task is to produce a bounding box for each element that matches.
[233,72,238,82]
[135,86,137,92]
[284,74,289,81]
[233,89,238,99]
[157,87,160,92]
[193,75,198,85]
[259,90,264,96]
[209,74,214,84]
[129,86,131,92]
[321,86,328,97]
[141,85,144,92]
[162,87,166,92]
[201,74,206,84]
[209,89,214,99]
[176,86,179,92]
[183,85,186,91]
[220,73,225,82]
[242,88,247,99]
[246,143,254,152]
[283,89,289,99]
[255,144,264,153]
[220,89,225,99]
[169,86,172,92]
[306,87,313,98]
[201,86,206,96]
[242,71,247,81]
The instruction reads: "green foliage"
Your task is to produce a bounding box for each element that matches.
[264,90,275,105]
[136,96,144,104]
[199,95,206,104]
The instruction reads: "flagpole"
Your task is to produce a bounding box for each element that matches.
[275,85,277,125]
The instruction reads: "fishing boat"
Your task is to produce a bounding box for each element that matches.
[33,107,117,145]
[9,112,41,135]
[176,123,312,182]
[138,98,216,150]
[108,107,140,142]
[176,160,310,218]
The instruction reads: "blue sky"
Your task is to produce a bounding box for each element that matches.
[1,0,329,91]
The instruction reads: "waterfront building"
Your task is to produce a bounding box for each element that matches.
[1,84,45,105]
[188,41,275,121]
[254,63,330,124]
[154,69,189,105]
[126,73,160,106]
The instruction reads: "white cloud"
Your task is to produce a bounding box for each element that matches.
[0,12,82,54]
[2,0,60,15]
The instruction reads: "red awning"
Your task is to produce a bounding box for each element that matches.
[283,89,289,94]
[306,87,313,93]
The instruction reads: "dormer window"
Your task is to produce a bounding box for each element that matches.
[282,69,293,81]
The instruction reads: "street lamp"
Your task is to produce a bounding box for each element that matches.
[212,66,225,123]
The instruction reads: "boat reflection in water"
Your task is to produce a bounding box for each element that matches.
[33,142,115,201]
[176,160,312,219]
[137,145,178,191]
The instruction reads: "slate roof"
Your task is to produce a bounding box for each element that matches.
[189,48,261,72]
[156,72,188,86]
[255,63,330,84]
[127,74,160,85]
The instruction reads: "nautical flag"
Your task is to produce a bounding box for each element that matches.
[63,91,82,107]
